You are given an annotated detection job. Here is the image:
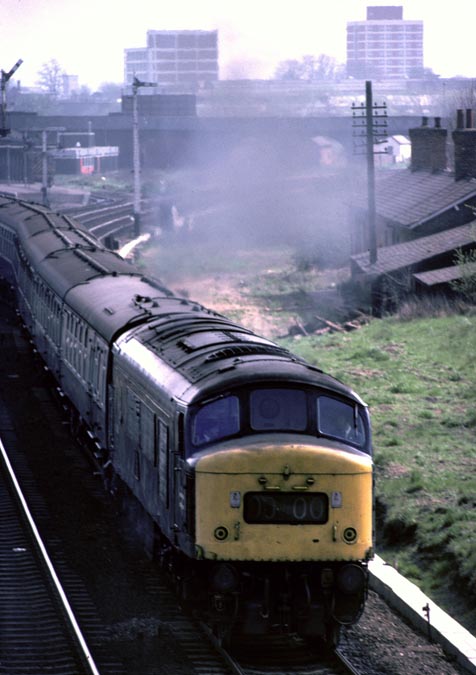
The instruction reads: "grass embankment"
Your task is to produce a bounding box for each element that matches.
[281,315,476,633]
[140,234,476,633]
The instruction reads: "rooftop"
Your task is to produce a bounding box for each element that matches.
[351,222,476,276]
[352,169,476,229]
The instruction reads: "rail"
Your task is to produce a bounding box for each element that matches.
[0,432,101,675]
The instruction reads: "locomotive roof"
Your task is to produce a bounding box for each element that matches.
[65,277,211,342]
[126,311,365,406]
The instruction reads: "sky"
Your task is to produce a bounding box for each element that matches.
[1,0,475,90]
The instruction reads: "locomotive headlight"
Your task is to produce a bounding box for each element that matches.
[214,526,229,541]
[343,527,358,544]
[210,563,239,593]
[336,564,366,595]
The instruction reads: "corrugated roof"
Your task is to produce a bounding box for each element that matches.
[413,261,476,287]
[351,222,476,275]
[352,169,476,228]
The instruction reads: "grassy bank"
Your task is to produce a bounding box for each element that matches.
[140,233,476,634]
[281,314,476,633]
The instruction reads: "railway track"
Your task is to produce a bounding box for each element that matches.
[64,199,158,243]
[69,201,136,240]
[0,420,101,675]
[199,627,365,675]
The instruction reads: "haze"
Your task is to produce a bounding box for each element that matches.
[1,0,475,90]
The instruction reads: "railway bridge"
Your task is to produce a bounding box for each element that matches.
[9,110,421,172]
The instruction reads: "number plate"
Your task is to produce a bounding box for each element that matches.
[243,492,328,524]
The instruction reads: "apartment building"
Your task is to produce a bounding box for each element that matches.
[347,6,423,80]
[124,30,218,89]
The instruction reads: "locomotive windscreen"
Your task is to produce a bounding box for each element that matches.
[188,387,369,453]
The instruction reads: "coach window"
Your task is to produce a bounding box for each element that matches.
[54,300,61,342]
[97,348,107,402]
[68,314,74,363]
[45,290,51,329]
[82,327,89,380]
[158,419,169,505]
[64,312,70,361]
[77,325,84,377]
[66,313,72,363]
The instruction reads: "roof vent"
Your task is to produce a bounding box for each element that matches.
[204,344,289,363]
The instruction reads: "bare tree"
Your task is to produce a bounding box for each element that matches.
[274,54,343,82]
[429,82,476,170]
[97,82,123,99]
[274,59,302,81]
[36,59,65,97]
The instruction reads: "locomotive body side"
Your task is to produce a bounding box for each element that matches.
[110,332,191,549]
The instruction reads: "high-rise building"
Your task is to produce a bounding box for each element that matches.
[61,74,79,97]
[346,6,423,80]
[124,30,219,89]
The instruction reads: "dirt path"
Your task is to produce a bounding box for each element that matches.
[168,273,287,340]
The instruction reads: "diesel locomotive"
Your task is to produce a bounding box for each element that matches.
[0,196,374,645]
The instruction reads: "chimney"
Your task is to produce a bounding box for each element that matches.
[409,116,448,173]
[453,108,476,180]
[466,108,474,129]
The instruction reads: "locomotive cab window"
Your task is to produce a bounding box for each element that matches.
[187,387,369,454]
[250,389,307,431]
[317,396,366,446]
[191,395,240,447]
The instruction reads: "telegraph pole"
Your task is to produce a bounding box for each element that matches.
[365,81,377,264]
[1,59,23,137]
[132,76,156,237]
[41,130,48,206]
[351,80,387,265]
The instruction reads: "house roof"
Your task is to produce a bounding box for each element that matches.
[413,261,476,287]
[351,222,476,276]
[352,169,476,229]
[390,135,410,145]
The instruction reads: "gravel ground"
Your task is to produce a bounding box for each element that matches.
[343,591,467,675]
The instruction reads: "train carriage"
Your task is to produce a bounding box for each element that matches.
[0,195,374,645]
